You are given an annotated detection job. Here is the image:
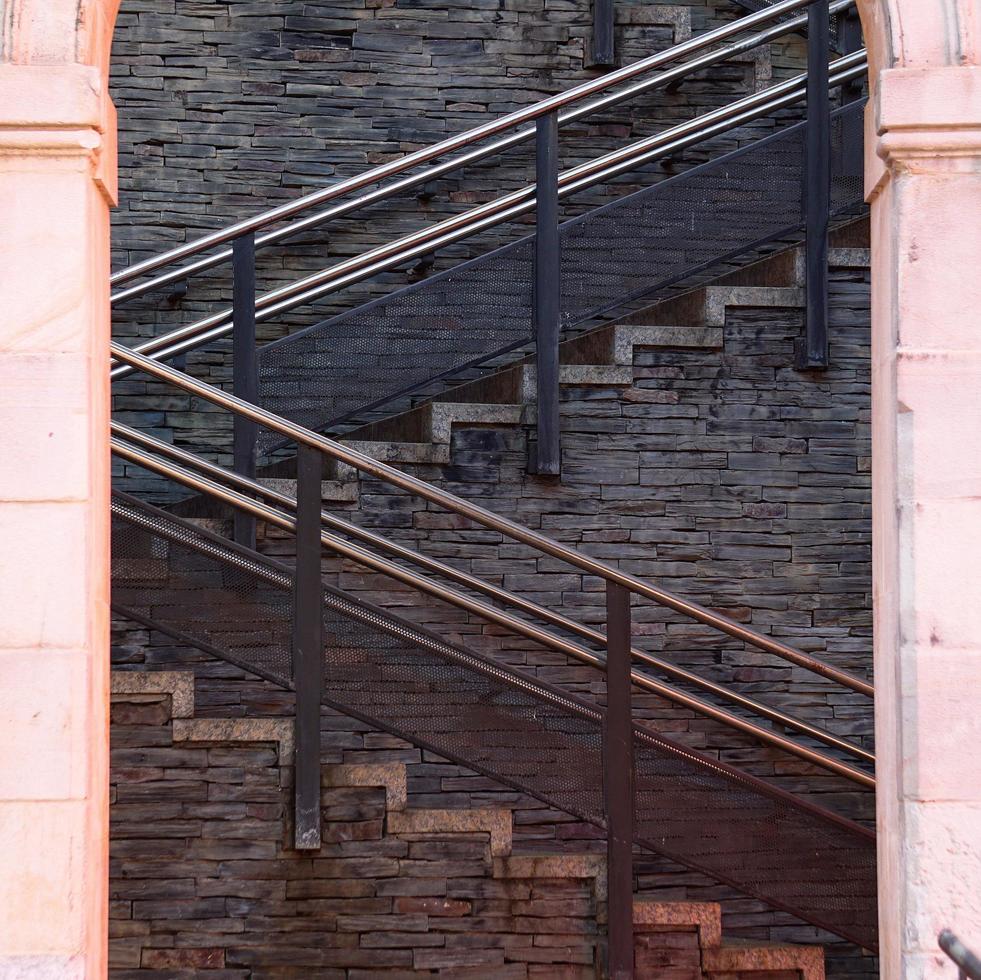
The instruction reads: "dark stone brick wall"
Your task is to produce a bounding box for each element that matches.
[108,8,873,976]
[110,260,875,978]
[109,688,606,976]
[108,0,812,482]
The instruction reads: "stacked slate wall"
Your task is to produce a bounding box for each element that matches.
[111,260,875,978]
[109,0,811,493]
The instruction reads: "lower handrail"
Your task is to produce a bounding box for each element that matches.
[940,931,981,980]
[110,338,875,698]
[111,427,875,787]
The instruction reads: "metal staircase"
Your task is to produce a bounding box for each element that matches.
[107,0,877,970]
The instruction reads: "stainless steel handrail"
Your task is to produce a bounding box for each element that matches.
[111,418,874,768]
[109,0,840,296]
[109,338,875,699]
[940,930,981,980]
[109,0,855,306]
[110,429,875,787]
[109,52,867,379]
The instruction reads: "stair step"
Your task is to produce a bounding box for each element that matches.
[828,246,871,268]
[633,900,722,949]
[387,807,512,857]
[612,324,723,361]
[110,670,195,719]
[258,477,358,503]
[702,940,825,980]
[322,762,408,812]
[493,852,607,898]
[561,323,722,367]
[699,285,806,325]
[172,716,293,761]
[428,401,525,443]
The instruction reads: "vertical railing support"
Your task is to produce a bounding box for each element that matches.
[232,233,258,549]
[799,0,831,370]
[604,582,634,979]
[534,111,561,477]
[838,5,865,177]
[593,0,615,67]
[291,443,324,850]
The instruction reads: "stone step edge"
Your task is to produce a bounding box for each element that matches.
[388,807,512,858]
[633,899,722,949]
[702,940,825,980]
[323,762,408,814]
[110,670,194,719]
[494,852,608,902]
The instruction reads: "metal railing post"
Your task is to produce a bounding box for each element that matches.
[534,111,561,476]
[593,0,615,67]
[605,582,634,979]
[291,443,324,850]
[232,233,258,549]
[838,5,864,176]
[799,0,831,370]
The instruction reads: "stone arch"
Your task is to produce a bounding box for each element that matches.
[2,0,980,976]
[854,1,981,978]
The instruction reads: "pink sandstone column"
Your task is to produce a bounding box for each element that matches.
[0,1,117,971]
[862,3,981,972]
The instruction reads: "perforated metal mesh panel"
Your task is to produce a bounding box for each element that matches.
[729,0,845,50]
[111,493,295,684]
[110,493,877,950]
[256,104,865,448]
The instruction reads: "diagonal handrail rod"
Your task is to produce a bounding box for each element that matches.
[111,418,874,769]
[109,0,855,306]
[109,51,867,380]
[939,931,981,980]
[110,429,874,787]
[109,338,874,699]
[109,0,844,297]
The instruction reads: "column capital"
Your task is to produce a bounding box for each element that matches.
[0,63,117,204]
[876,66,981,172]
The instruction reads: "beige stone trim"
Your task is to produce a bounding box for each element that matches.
[110,671,194,719]
[493,852,607,900]
[702,942,825,980]
[173,718,293,762]
[388,807,512,858]
[323,762,407,812]
[633,899,723,950]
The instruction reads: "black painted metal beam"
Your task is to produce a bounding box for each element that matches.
[534,112,561,477]
[232,233,258,549]
[593,0,615,67]
[605,582,634,979]
[291,444,324,850]
[799,0,831,370]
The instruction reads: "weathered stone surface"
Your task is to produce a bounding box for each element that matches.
[388,807,512,857]
[174,717,294,761]
[111,670,195,718]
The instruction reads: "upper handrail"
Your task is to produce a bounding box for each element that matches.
[109,0,852,303]
[109,338,874,699]
[108,50,868,380]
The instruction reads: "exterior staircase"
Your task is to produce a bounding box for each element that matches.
[106,6,876,976]
[245,230,869,511]
[110,670,829,978]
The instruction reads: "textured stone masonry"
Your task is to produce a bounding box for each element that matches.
[108,0,815,485]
